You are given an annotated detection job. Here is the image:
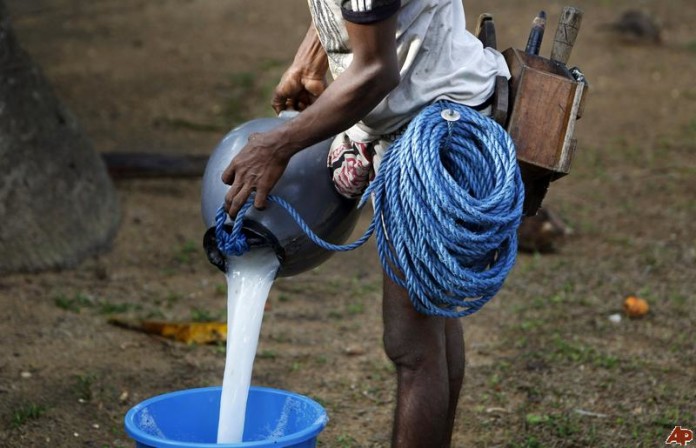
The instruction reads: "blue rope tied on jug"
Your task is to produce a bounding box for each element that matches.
[215,101,524,317]
[215,196,376,257]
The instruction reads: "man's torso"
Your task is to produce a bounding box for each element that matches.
[307,0,510,142]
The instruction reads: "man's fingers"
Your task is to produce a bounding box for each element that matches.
[227,184,254,219]
[224,177,244,210]
[285,97,299,111]
[272,95,287,114]
[224,167,250,217]
[221,160,236,184]
[272,85,291,114]
[254,188,269,210]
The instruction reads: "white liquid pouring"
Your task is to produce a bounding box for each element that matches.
[217,249,279,444]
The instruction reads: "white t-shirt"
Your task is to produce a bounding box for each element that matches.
[307,0,510,142]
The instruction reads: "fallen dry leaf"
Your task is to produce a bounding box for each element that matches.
[109,318,227,344]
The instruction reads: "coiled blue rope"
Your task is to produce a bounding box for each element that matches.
[215,101,524,317]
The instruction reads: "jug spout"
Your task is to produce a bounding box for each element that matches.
[202,227,226,272]
[202,224,283,273]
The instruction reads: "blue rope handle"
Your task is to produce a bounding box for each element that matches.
[215,101,524,317]
[215,196,375,257]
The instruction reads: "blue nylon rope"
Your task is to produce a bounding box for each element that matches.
[215,101,524,317]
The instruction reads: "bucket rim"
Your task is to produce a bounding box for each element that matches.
[124,385,328,448]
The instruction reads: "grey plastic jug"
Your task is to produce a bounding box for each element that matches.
[201,112,362,277]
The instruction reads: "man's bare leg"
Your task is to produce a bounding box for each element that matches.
[382,273,463,447]
[444,318,465,446]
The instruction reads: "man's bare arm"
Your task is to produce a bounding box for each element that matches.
[222,15,400,217]
[272,25,329,113]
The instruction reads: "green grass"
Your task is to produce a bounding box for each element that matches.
[509,436,543,448]
[54,292,93,313]
[54,292,136,315]
[174,240,198,264]
[257,350,277,360]
[327,310,343,319]
[74,373,96,401]
[346,300,365,315]
[98,302,137,315]
[550,335,619,369]
[221,61,286,125]
[685,39,696,53]
[190,307,222,322]
[11,403,46,428]
[335,433,359,447]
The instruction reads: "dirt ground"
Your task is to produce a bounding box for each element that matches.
[1,0,694,447]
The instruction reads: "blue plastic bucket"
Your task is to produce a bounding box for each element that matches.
[124,386,328,448]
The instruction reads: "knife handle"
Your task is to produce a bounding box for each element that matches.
[550,6,583,65]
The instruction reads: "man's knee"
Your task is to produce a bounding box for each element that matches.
[382,321,445,370]
[382,272,448,369]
